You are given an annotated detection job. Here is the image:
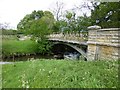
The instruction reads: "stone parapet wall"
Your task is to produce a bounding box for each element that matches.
[48,33,87,42]
[87,26,120,60]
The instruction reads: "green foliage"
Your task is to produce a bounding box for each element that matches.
[37,40,52,54]
[52,20,67,33]
[17,10,55,38]
[62,11,91,34]
[91,2,120,28]
[76,16,91,32]
[2,40,39,57]
[62,11,76,33]
[26,17,52,39]
[17,10,44,30]
[2,60,118,88]
[44,11,55,19]
[1,29,17,35]
[65,11,73,20]
[17,10,55,54]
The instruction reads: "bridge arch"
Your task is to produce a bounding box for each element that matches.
[51,42,87,60]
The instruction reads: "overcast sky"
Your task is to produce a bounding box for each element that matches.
[0,0,91,29]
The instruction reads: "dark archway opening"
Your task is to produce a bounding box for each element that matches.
[51,43,86,60]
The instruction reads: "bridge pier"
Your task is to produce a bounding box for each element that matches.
[87,25,120,60]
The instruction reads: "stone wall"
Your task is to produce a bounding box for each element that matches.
[48,33,87,42]
[87,25,120,60]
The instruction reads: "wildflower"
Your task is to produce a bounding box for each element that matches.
[26,85,29,88]
[39,69,41,72]
[43,69,45,71]
[82,77,85,80]
[49,70,52,73]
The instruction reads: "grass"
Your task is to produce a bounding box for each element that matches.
[2,40,39,57]
[2,59,118,88]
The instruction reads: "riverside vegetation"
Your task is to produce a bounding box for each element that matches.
[2,32,51,60]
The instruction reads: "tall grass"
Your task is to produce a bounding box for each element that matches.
[2,59,118,88]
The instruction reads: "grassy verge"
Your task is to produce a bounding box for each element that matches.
[2,40,39,57]
[2,59,118,88]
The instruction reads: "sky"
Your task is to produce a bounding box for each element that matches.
[0,0,91,29]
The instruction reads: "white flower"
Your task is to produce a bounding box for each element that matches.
[26,85,29,88]
[82,77,85,80]
[49,70,52,73]
[39,69,41,72]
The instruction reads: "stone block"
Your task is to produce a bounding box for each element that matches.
[87,26,119,60]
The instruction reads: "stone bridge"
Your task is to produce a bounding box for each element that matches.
[48,26,120,61]
[48,33,88,60]
[48,33,87,44]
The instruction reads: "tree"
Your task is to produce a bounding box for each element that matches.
[64,11,77,33]
[91,2,120,28]
[76,15,91,32]
[17,10,44,31]
[17,10,54,38]
[27,15,54,40]
[17,10,55,54]
[75,1,120,28]
[50,1,64,21]
[52,20,67,33]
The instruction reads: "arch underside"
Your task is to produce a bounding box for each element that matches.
[52,42,87,60]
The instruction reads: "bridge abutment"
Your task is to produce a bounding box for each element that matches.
[87,25,120,60]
